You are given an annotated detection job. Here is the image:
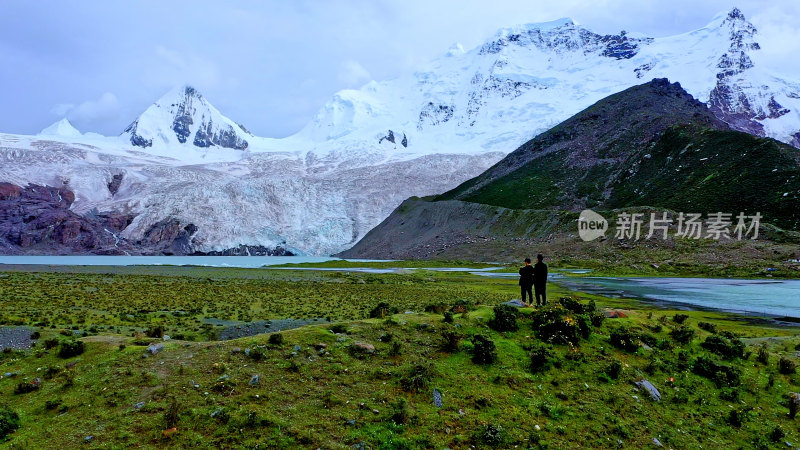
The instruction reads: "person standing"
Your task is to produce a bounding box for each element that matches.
[519,257,534,306]
[533,254,548,307]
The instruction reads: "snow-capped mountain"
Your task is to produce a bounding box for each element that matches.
[1,8,799,255]
[40,118,82,138]
[122,85,251,150]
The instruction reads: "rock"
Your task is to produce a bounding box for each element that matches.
[653,437,663,447]
[313,343,327,351]
[85,436,94,443]
[134,402,145,410]
[404,311,414,314]
[634,379,662,401]
[211,409,223,418]
[249,374,260,386]
[351,342,375,354]
[346,419,356,426]
[534,424,541,431]
[293,345,301,351]
[145,343,164,355]
[162,335,170,341]
[244,348,251,356]
[604,310,628,318]
[502,299,526,307]
[231,347,241,354]
[217,374,230,382]
[65,361,78,369]
[433,388,443,408]
[3,372,16,378]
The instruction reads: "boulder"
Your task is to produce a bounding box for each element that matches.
[634,379,661,401]
[350,342,375,355]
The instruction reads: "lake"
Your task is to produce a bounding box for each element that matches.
[0,255,355,268]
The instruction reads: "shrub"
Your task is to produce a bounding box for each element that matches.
[757,345,769,365]
[590,312,605,328]
[698,322,717,333]
[669,326,695,345]
[389,398,412,424]
[673,314,689,324]
[529,344,554,374]
[771,426,786,443]
[388,341,402,357]
[146,325,164,338]
[44,399,62,411]
[530,306,592,345]
[0,405,20,440]
[268,333,284,346]
[57,340,85,358]
[248,347,266,361]
[424,303,448,314]
[329,324,348,334]
[369,302,397,319]
[609,327,640,352]
[164,397,180,428]
[475,424,506,447]
[451,299,473,314]
[30,331,41,340]
[727,406,753,427]
[440,327,462,353]
[400,363,435,392]
[701,334,745,359]
[488,305,518,332]
[691,356,740,387]
[14,379,40,395]
[43,338,59,350]
[779,357,797,375]
[470,335,497,365]
[604,360,623,380]
[443,311,454,323]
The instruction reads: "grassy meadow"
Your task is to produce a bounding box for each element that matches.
[0,264,799,448]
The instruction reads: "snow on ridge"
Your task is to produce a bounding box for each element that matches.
[40,118,82,137]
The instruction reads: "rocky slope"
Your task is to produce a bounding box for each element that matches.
[340,79,800,259]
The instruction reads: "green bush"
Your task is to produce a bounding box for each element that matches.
[389,398,412,424]
[530,306,593,345]
[470,335,497,365]
[369,302,397,319]
[698,322,717,333]
[604,360,623,380]
[329,324,348,334]
[669,326,695,345]
[673,314,689,324]
[488,305,518,332]
[268,333,284,346]
[440,326,462,353]
[779,357,797,375]
[57,340,85,358]
[757,345,769,365]
[400,363,435,392]
[475,424,506,447]
[529,344,554,374]
[609,327,640,352]
[701,334,745,359]
[691,356,741,387]
[443,311,454,323]
[0,404,20,440]
[14,379,40,395]
[146,325,164,338]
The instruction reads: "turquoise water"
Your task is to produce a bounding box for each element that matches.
[0,255,372,268]
[557,277,800,319]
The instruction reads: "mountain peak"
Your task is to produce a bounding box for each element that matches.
[40,118,82,137]
[121,85,249,150]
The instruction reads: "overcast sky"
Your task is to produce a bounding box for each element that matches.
[1,0,798,137]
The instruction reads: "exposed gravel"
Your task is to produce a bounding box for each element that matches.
[0,326,34,350]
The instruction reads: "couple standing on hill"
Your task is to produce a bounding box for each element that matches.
[519,254,547,307]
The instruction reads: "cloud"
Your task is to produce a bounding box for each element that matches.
[338,60,372,88]
[52,92,121,127]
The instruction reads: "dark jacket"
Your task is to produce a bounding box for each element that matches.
[533,262,548,284]
[519,264,534,286]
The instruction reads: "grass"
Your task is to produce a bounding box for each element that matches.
[0,264,799,448]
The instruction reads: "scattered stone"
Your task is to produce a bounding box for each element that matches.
[162,335,171,341]
[433,388,443,408]
[211,409,223,418]
[217,374,230,382]
[249,374,260,386]
[502,299,526,308]
[231,347,241,354]
[145,343,163,355]
[3,372,16,378]
[350,342,375,354]
[293,345,301,351]
[404,311,414,314]
[346,419,356,426]
[651,264,660,269]
[653,437,663,447]
[534,424,541,431]
[134,402,145,410]
[372,409,379,414]
[244,348,251,356]
[313,343,327,351]
[634,379,662,401]
[84,436,94,443]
